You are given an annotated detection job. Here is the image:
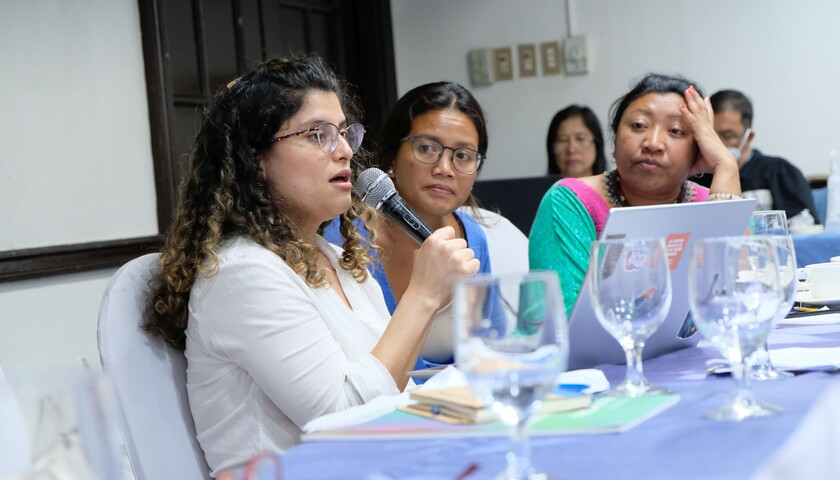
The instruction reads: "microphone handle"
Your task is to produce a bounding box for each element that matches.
[379,195,433,245]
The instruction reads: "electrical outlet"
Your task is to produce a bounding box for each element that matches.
[540,41,562,75]
[492,47,514,81]
[467,49,493,86]
[564,35,588,75]
[518,44,537,78]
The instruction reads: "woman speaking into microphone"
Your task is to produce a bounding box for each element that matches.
[325,81,504,373]
[145,56,478,475]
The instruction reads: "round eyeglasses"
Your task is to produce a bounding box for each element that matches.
[271,122,365,154]
[401,135,484,175]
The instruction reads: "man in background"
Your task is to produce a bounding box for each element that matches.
[694,89,818,228]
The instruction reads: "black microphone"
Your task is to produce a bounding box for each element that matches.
[354,168,433,244]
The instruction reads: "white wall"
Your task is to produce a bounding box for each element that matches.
[391,0,840,179]
[0,0,152,373]
[0,269,116,371]
[0,0,157,251]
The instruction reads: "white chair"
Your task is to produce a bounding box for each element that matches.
[463,207,530,275]
[0,365,31,477]
[97,253,211,480]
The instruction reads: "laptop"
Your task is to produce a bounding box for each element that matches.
[567,198,756,370]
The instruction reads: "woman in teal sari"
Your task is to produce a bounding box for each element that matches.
[530,73,742,315]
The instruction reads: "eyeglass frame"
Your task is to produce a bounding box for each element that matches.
[399,135,485,175]
[718,127,752,146]
[270,122,365,154]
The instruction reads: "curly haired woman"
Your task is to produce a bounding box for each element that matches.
[145,55,478,475]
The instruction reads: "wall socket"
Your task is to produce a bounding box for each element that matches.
[517,44,537,77]
[492,47,514,81]
[564,35,588,75]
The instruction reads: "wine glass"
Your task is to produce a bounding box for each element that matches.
[751,210,788,236]
[749,210,795,380]
[588,237,672,397]
[454,271,569,480]
[688,236,784,421]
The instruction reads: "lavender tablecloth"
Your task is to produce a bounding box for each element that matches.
[280,323,840,480]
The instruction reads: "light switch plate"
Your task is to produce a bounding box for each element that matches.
[540,41,562,75]
[467,49,493,86]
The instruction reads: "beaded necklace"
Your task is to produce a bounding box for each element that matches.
[603,169,695,208]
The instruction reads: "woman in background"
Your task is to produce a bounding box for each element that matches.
[531,74,741,315]
[325,81,500,370]
[145,56,478,474]
[546,104,607,178]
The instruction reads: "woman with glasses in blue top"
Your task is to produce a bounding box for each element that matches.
[325,81,501,373]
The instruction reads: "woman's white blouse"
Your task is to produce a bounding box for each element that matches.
[185,236,398,475]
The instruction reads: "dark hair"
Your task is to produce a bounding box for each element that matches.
[146,55,374,349]
[545,105,607,175]
[376,81,488,208]
[609,73,703,137]
[710,89,753,129]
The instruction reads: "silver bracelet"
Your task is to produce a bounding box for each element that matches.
[707,192,742,201]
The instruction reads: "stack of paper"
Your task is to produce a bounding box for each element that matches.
[401,386,593,424]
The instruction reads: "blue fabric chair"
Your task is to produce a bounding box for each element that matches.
[813,187,828,225]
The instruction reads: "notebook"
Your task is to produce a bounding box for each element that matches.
[567,198,757,370]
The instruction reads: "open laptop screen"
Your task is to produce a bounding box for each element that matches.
[567,199,756,370]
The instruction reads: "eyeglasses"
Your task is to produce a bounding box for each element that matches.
[718,128,751,145]
[555,134,595,148]
[400,135,484,175]
[271,122,365,154]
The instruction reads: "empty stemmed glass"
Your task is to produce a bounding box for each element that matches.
[750,210,794,380]
[749,234,797,380]
[588,237,672,397]
[455,271,569,480]
[688,236,784,421]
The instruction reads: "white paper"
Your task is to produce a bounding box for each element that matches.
[769,347,840,371]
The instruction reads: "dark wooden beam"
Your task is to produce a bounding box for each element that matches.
[0,236,162,282]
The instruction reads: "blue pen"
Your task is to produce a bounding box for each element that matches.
[554,383,589,394]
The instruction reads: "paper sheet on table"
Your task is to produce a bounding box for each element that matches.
[770,347,840,371]
[0,367,31,477]
[778,313,840,326]
[302,366,610,433]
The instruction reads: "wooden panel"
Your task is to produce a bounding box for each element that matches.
[163,0,203,95]
[204,0,239,91]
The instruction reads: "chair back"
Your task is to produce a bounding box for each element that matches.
[813,187,828,225]
[464,207,529,276]
[0,365,31,477]
[97,253,211,480]
[472,175,562,235]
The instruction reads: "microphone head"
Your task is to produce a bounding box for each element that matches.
[355,168,395,208]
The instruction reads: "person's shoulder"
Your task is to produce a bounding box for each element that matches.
[557,174,602,193]
[752,149,795,167]
[216,236,276,263]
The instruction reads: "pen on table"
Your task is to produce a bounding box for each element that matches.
[454,462,478,480]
